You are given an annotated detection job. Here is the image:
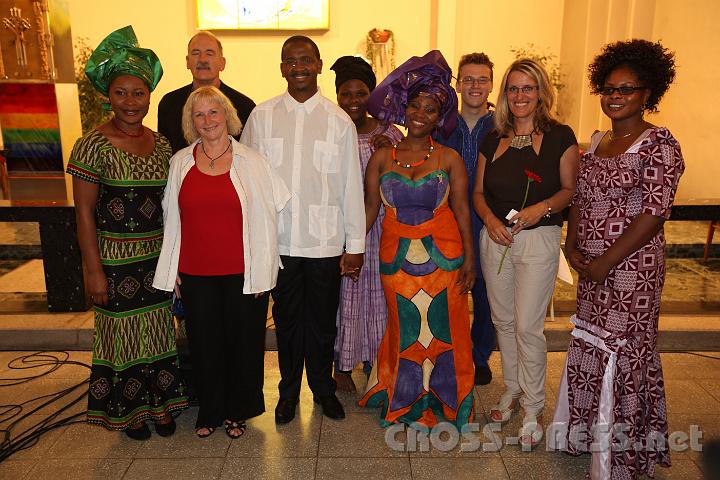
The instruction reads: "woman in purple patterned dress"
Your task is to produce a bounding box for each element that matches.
[330,56,403,392]
[550,40,684,479]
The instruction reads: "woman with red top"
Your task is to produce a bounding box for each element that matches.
[153,86,290,439]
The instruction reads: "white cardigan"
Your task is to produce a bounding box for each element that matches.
[153,137,291,294]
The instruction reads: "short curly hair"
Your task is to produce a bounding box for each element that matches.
[457,52,494,80]
[588,39,676,113]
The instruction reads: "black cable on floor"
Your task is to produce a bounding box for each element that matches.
[0,351,90,463]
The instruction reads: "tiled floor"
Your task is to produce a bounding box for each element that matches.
[0,223,39,245]
[0,351,716,479]
[551,258,720,313]
[3,220,720,313]
[1,255,719,315]
[0,260,45,292]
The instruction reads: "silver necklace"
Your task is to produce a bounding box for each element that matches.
[510,127,533,149]
[609,130,633,140]
[201,141,231,169]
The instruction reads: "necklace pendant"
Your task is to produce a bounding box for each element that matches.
[201,140,231,168]
[609,130,633,140]
[437,172,443,184]
[510,134,532,149]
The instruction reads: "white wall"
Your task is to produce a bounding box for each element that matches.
[449,0,565,106]
[650,0,720,199]
[557,0,719,199]
[63,0,720,199]
[67,0,431,130]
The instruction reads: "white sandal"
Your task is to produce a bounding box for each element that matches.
[489,391,522,424]
[519,412,544,451]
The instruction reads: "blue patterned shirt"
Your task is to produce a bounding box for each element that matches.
[434,110,495,231]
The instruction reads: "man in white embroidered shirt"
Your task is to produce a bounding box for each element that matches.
[241,36,364,424]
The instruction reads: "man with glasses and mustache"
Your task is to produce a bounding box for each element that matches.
[241,35,365,425]
[433,52,497,386]
[158,31,255,153]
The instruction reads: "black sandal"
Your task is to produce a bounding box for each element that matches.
[195,426,215,438]
[224,420,247,439]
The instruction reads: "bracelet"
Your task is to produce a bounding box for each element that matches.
[543,200,552,218]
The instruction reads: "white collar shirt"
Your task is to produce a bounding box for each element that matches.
[240,89,365,257]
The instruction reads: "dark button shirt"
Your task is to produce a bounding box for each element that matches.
[157,81,255,154]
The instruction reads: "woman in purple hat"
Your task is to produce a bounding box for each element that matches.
[359,51,476,430]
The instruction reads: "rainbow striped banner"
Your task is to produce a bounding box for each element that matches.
[0,83,63,173]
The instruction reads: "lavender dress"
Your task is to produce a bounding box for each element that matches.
[335,123,403,371]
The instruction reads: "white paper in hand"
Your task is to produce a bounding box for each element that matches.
[557,249,574,285]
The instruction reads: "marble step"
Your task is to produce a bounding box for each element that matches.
[0,311,717,352]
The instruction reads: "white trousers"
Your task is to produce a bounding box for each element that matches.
[479,225,560,416]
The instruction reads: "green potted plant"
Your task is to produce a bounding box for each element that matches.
[74,38,111,134]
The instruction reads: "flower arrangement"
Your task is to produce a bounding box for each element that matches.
[497,169,543,274]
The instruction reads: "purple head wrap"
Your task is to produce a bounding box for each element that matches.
[367,50,457,138]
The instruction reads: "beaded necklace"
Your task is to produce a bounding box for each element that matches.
[392,136,434,168]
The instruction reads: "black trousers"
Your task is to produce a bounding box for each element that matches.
[179,273,268,428]
[272,256,342,399]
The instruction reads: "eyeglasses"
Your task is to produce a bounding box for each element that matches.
[598,86,647,96]
[506,85,538,95]
[458,76,491,86]
[281,56,316,68]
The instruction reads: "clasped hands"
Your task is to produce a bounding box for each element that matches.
[566,248,612,283]
[340,252,364,282]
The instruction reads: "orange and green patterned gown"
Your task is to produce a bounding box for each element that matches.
[360,169,475,429]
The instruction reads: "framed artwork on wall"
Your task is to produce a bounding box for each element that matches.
[196,0,330,30]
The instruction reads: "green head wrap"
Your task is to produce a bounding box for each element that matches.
[84,25,163,96]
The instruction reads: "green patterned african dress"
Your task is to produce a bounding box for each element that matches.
[67,130,188,430]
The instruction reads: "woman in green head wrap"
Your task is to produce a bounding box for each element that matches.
[67,26,188,441]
